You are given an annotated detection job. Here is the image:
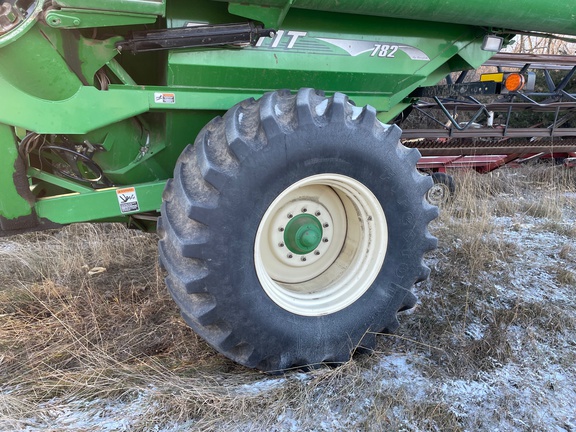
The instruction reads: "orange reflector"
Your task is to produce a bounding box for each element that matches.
[505,73,525,92]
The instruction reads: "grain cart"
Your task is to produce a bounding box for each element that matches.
[1,0,575,372]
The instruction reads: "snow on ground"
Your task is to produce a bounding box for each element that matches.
[0,241,17,253]
[494,216,575,304]
[2,198,575,431]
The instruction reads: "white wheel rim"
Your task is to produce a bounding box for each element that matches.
[254,174,388,316]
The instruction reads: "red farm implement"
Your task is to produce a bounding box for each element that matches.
[402,52,576,202]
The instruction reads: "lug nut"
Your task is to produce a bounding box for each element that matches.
[278,227,284,232]
[301,257,307,262]
[314,251,320,256]
[279,243,284,248]
[323,238,329,243]
[323,223,329,228]
[287,254,293,259]
[315,211,321,216]
[287,213,293,219]
[301,207,307,213]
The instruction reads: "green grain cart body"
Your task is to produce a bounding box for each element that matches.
[1,0,574,370]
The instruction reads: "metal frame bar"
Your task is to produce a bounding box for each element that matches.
[405,54,576,144]
[34,180,166,225]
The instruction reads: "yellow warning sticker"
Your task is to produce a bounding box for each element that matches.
[154,92,176,104]
[116,187,140,214]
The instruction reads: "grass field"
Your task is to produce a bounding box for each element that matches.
[1,165,575,431]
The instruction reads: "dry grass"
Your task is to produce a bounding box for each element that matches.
[1,165,575,430]
[431,170,519,281]
[397,164,576,379]
[0,225,238,427]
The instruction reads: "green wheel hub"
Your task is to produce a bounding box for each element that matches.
[284,214,323,255]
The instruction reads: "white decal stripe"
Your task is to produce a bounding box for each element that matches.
[317,38,375,56]
[319,38,430,61]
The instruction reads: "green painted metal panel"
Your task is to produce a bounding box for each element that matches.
[0,80,150,134]
[35,181,166,224]
[44,9,159,29]
[1,0,562,228]
[228,1,292,28]
[38,23,123,88]
[0,21,120,101]
[221,0,576,36]
[167,6,492,116]
[53,0,166,16]
[28,168,95,194]
[0,124,33,220]
[0,25,83,100]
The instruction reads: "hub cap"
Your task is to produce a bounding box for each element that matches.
[284,214,323,255]
[426,182,450,206]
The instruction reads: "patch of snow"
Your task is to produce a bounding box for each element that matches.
[235,377,286,395]
[276,411,301,431]
[350,105,363,120]
[13,394,149,432]
[0,241,18,253]
[315,99,328,116]
[6,392,198,432]
[492,215,576,305]
[465,322,486,340]
[274,104,282,117]
[371,354,431,403]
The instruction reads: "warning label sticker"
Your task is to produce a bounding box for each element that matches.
[116,187,140,214]
[154,92,176,104]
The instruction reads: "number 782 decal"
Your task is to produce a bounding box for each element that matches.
[371,44,399,58]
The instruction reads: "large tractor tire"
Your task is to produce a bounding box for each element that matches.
[158,89,438,372]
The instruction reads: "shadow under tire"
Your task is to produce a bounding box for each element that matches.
[158,89,438,372]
